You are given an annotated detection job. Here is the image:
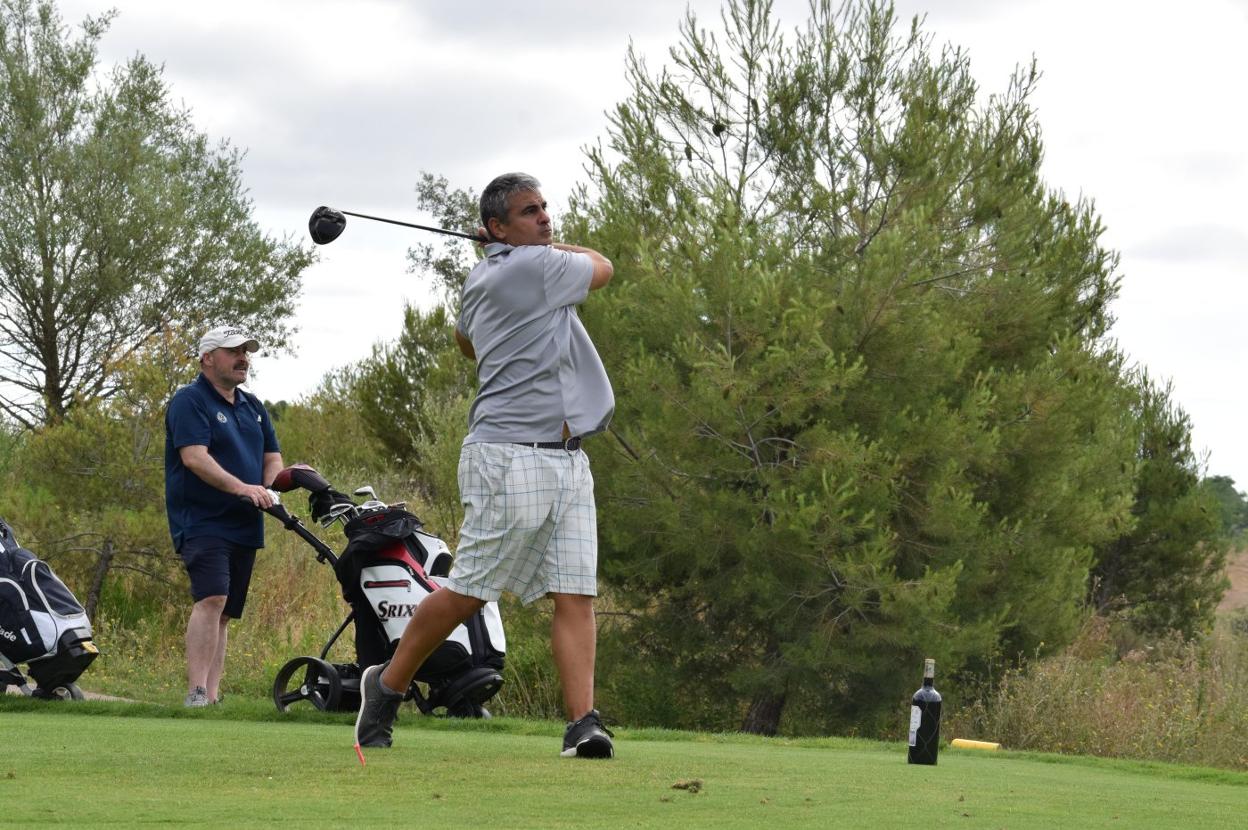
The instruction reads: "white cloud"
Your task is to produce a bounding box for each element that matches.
[1129,226,1248,263]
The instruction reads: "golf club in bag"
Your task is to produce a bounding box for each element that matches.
[0,517,99,700]
[259,465,505,717]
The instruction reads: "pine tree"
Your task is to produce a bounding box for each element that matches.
[567,0,1138,734]
[1092,374,1229,637]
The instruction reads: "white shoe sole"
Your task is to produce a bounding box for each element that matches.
[561,736,614,758]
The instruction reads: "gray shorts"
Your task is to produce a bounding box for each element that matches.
[446,442,598,605]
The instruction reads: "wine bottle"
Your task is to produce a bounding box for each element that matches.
[907,658,942,765]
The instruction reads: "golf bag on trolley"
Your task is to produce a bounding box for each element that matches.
[262,465,505,717]
[0,517,99,700]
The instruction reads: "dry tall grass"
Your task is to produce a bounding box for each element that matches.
[948,615,1248,770]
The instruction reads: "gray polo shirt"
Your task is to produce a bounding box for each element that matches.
[456,242,614,444]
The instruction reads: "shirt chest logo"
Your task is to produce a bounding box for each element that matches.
[216,411,228,424]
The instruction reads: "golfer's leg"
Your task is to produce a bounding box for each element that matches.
[551,592,596,721]
[206,615,230,700]
[185,595,226,692]
[381,588,485,693]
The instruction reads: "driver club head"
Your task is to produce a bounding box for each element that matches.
[309,205,347,245]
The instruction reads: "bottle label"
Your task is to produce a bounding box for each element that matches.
[908,705,921,746]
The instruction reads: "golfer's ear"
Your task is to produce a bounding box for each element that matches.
[486,216,506,243]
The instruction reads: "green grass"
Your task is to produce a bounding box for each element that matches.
[2,699,1246,828]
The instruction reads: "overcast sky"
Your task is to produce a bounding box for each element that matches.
[57,0,1248,487]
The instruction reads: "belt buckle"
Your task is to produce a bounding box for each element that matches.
[564,436,581,451]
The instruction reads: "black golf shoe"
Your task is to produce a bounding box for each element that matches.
[561,709,615,758]
[355,662,402,748]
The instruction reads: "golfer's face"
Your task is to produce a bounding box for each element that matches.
[204,346,250,387]
[495,190,551,246]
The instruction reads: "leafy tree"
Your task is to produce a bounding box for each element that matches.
[566,0,1139,734]
[404,171,482,304]
[0,412,19,477]
[0,0,313,427]
[0,330,193,620]
[265,367,387,487]
[1091,374,1230,637]
[1202,475,1248,539]
[352,304,469,467]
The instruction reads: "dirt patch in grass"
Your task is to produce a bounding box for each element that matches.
[1218,547,1248,614]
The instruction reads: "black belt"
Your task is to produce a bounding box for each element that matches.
[514,437,581,451]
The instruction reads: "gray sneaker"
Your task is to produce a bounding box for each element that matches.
[355,662,402,748]
[184,686,210,708]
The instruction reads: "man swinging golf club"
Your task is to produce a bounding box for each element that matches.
[355,172,616,758]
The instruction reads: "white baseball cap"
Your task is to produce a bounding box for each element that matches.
[198,325,260,358]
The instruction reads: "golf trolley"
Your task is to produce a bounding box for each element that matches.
[261,465,505,717]
[1,517,99,701]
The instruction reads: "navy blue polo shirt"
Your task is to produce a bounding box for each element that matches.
[164,373,280,550]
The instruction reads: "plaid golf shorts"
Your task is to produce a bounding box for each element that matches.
[446,441,598,605]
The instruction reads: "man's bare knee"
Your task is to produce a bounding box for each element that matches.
[193,591,228,619]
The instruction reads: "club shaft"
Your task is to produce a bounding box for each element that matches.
[340,210,481,241]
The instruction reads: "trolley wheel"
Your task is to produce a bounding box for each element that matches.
[272,657,342,712]
[30,682,85,701]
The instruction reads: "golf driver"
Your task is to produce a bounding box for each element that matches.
[308,205,484,245]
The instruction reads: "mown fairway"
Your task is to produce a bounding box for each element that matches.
[1,701,1246,828]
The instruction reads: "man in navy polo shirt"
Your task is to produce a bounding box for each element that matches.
[165,325,283,707]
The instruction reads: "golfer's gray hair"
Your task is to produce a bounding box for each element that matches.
[480,172,542,235]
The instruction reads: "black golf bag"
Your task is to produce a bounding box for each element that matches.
[263,465,505,717]
[0,517,98,699]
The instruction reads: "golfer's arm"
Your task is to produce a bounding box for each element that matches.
[554,243,613,290]
[262,452,284,487]
[179,445,250,495]
[455,329,475,360]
